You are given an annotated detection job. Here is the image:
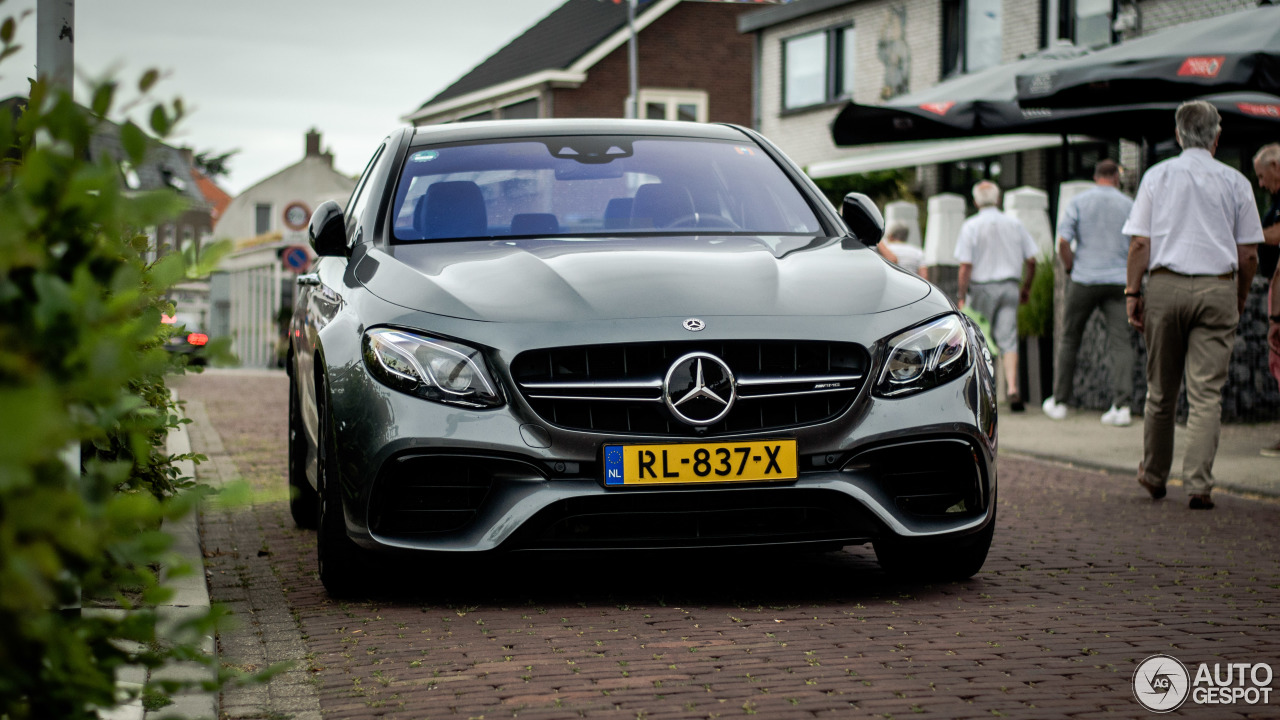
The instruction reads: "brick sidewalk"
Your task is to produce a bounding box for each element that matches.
[176,370,1280,719]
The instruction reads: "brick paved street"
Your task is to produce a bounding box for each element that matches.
[175,370,1280,720]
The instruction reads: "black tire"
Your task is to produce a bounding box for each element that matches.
[315,377,367,598]
[287,371,318,529]
[873,512,995,582]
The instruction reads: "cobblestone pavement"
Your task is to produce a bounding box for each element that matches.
[175,370,1280,720]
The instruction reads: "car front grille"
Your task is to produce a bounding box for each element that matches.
[511,341,869,436]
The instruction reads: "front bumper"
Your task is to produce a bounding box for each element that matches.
[328,356,997,553]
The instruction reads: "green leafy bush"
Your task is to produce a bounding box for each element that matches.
[0,20,246,718]
[1017,253,1056,337]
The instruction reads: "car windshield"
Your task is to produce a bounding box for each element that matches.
[391,135,823,242]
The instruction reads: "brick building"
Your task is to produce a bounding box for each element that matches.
[403,0,761,127]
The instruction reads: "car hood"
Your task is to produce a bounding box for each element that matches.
[356,235,932,323]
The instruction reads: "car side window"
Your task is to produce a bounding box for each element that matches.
[345,143,387,242]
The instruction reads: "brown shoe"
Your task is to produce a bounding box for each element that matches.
[1137,475,1166,500]
[1008,392,1025,413]
[1189,494,1214,510]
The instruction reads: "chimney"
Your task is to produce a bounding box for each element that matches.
[305,128,322,157]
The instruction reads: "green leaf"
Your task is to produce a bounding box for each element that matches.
[90,81,115,117]
[138,68,159,93]
[120,120,148,165]
[148,104,170,137]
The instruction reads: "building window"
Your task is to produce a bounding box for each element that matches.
[942,0,1002,77]
[255,203,272,235]
[782,25,855,111]
[638,89,708,123]
[458,110,495,122]
[1054,0,1115,49]
[500,98,539,120]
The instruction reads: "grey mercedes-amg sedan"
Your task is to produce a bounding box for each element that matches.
[287,119,998,596]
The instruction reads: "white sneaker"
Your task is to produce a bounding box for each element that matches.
[1101,405,1131,427]
[1042,396,1068,420]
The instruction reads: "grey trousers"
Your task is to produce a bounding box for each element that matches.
[1139,272,1238,495]
[1053,282,1134,407]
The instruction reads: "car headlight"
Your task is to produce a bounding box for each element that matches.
[874,314,970,398]
[362,328,503,408]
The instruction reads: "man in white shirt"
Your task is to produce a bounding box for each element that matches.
[1124,100,1263,509]
[877,222,926,277]
[1042,160,1136,426]
[956,181,1039,412]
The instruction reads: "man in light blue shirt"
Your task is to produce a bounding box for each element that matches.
[1042,160,1136,426]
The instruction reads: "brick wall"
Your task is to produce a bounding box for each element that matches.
[552,2,755,125]
[1136,0,1256,34]
[757,0,942,170]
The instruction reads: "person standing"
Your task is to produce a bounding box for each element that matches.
[1042,160,1136,426]
[880,222,926,278]
[956,180,1038,412]
[1124,101,1262,509]
[1250,143,1280,456]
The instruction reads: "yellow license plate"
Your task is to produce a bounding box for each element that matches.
[603,440,797,487]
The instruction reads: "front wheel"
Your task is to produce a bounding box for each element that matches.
[872,514,995,582]
[315,379,367,598]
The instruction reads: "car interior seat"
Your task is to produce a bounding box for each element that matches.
[415,180,488,239]
[630,183,695,229]
[509,213,560,236]
[603,197,633,229]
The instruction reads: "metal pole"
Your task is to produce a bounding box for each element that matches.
[36,0,75,96]
[626,0,638,119]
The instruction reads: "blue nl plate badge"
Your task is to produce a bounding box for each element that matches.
[604,445,625,486]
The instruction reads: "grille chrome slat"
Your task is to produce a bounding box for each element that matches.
[512,341,869,436]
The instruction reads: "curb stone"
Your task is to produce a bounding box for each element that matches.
[183,395,324,720]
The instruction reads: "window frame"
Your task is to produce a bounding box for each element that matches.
[941,0,1003,78]
[780,23,856,113]
[637,88,709,123]
[254,203,272,236]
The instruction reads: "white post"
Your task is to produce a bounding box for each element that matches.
[36,0,75,96]
[626,0,638,119]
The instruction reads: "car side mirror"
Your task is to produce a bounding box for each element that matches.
[309,200,348,257]
[841,192,885,246]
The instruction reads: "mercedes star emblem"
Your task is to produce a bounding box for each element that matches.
[683,318,706,332]
[663,352,735,426]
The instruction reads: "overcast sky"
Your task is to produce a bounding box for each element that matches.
[0,0,566,194]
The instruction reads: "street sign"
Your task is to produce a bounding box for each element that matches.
[282,245,311,274]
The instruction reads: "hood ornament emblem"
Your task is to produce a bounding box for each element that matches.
[663,352,735,426]
[683,318,705,332]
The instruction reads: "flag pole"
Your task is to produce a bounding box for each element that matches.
[626,0,638,119]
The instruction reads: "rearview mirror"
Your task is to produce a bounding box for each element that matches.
[309,200,347,257]
[841,192,885,246]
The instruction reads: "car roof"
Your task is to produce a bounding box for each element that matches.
[407,119,753,147]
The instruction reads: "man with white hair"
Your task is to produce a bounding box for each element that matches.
[955,180,1038,412]
[1250,143,1280,457]
[878,222,925,277]
[1124,100,1263,509]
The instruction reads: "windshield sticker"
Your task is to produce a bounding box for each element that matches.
[734,147,756,157]
[410,150,439,163]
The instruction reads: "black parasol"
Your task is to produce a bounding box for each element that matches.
[832,44,1090,146]
[1015,5,1280,108]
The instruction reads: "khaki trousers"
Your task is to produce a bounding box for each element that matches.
[1140,272,1238,495]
